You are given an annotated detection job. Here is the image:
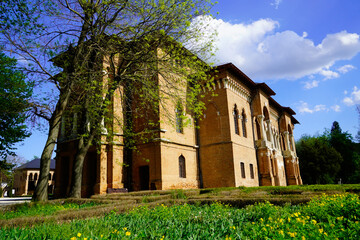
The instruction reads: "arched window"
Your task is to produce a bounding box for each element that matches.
[241,109,247,137]
[233,105,239,135]
[49,173,52,180]
[179,155,186,178]
[29,173,33,181]
[34,173,38,181]
[175,102,183,133]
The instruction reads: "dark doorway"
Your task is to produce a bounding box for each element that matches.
[139,166,149,190]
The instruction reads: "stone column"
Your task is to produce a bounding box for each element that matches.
[266,120,274,146]
[283,131,291,151]
[24,173,29,195]
[94,144,108,194]
[257,115,266,140]
[290,134,296,153]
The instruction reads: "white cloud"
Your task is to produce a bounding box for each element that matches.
[331,105,341,112]
[337,64,356,74]
[304,80,319,89]
[298,101,327,114]
[343,86,360,106]
[319,69,340,80]
[199,17,360,81]
[271,0,282,9]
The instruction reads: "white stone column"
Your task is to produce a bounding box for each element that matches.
[283,131,291,151]
[257,115,266,140]
[266,120,274,146]
[290,134,296,153]
[24,173,29,195]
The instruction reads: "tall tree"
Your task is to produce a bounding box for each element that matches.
[1,0,216,200]
[328,121,360,183]
[0,52,33,158]
[296,135,343,184]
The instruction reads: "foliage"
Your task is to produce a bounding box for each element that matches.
[296,134,343,184]
[1,193,360,239]
[1,0,217,200]
[328,121,360,183]
[0,52,32,158]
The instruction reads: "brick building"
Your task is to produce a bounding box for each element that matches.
[13,158,56,196]
[55,62,302,197]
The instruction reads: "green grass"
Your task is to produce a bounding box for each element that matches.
[0,201,99,220]
[1,193,360,239]
[1,184,360,239]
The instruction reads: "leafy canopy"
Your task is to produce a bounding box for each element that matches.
[0,52,33,158]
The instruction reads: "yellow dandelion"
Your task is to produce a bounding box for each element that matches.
[70,237,76,240]
[301,236,306,240]
[230,226,235,230]
[77,233,81,237]
[126,231,131,236]
[84,238,87,240]
[288,232,296,238]
[319,228,323,234]
[279,230,284,235]
[311,219,317,225]
[100,235,103,238]
[123,227,127,231]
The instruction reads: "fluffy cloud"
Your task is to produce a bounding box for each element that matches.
[271,0,282,9]
[199,17,360,81]
[343,86,360,106]
[337,64,356,74]
[298,101,327,114]
[331,105,341,112]
[304,80,319,90]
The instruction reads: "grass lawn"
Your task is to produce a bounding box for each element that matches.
[1,184,360,239]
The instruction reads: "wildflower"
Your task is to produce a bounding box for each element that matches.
[301,236,305,240]
[77,233,81,237]
[123,227,127,231]
[70,237,76,240]
[84,238,88,240]
[160,236,165,240]
[230,226,235,230]
[319,228,323,234]
[126,231,131,236]
[279,230,284,235]
[288,232,296,237]
[311,219,317,225]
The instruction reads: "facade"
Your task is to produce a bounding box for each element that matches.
[13,158,56,196]
[55,62,302,198]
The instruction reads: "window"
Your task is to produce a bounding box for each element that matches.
[179,155,186,178]
[49,173,52,180]
[233,105,239,135]
[175,103,183,133]
[240,162,246,178]
[250,164,254,179]
[241,110,247,137]
[34,173,38,181]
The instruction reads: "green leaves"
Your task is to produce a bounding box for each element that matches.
[0,52,33,158]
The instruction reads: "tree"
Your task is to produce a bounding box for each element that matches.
[328,121,360,183]
[296,135,343,184]
[1,0,216,200]
[0,52,33,158]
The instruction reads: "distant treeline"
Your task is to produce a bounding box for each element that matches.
[296,121,360,184]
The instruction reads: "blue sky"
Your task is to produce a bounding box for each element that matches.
[15,0,360,160]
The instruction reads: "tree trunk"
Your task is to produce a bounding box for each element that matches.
[69,132,95,198]
[32,85,72,201]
